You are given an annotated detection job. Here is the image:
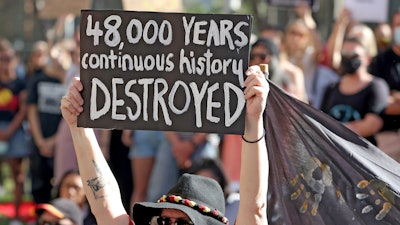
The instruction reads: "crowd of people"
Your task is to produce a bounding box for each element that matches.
[0,2,400,225]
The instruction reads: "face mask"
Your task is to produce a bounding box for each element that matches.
[341,56,361,74]
[394,26,400,46]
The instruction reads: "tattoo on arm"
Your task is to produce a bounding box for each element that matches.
[86,160,115,199]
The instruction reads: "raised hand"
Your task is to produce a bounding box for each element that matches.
[243,65,269,120]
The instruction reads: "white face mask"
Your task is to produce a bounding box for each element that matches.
[394,26,400,46]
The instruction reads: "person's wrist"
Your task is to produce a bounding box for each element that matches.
[242,128,265,143]
[244,116,264,140]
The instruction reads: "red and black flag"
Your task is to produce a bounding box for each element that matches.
[265,82,400,224]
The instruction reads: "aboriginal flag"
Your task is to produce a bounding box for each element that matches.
[265,81,400,224]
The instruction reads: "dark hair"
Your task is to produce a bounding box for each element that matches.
[251,38,280,56]
[52,169,81,198]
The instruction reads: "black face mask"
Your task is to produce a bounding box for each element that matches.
[341,56,361,74]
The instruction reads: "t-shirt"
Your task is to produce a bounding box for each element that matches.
[26,72,66,138]
[369,48,400,131]
[0,77,26,122]
[320,77,389,145]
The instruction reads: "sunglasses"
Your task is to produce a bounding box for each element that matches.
[250,53,270,61]
[149,216,194,225]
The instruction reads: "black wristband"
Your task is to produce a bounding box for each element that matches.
[241,129,265,143]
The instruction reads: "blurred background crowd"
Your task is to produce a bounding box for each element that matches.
[1,0,400,225]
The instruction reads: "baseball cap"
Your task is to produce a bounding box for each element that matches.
[36,198,83,225]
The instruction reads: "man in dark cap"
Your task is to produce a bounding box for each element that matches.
[36,198,83,225]
[250,38,291,89]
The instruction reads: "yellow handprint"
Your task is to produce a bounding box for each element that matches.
[289,157,333,216]
[356,179,395,221]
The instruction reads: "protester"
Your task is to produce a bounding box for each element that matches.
[36,198,83,225]
[282,18,318,76]
[258,24,309,103]
[320,37,389,146]
[374,23,392,53]
[27,42,70,203]
[60,65,269,225]
[54,169,97,225]
[282,18,339,109]
[0,40,30,225]
[369,9,400,161]
[25,41,49,80]
[325,8,377,72]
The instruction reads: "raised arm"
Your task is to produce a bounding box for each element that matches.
[325,8,352,71]
[236,66,269,225]
[60,77,129,225]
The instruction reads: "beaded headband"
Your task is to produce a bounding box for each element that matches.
[157,194,229,224]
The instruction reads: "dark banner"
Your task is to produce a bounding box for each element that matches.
[265,82,400,224]
[78,10,252,134]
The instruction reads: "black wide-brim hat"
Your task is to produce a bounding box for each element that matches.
[132,173,229,225]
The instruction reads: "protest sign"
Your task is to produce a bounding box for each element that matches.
[334,0,389,23]
[78,10,252,134]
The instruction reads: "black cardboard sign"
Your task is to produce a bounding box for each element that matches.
[78,10,252,134]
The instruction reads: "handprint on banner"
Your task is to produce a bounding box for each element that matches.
[289,157,334,216]
[356,179,395,220]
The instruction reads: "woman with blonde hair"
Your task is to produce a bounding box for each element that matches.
[282,18,339,109]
